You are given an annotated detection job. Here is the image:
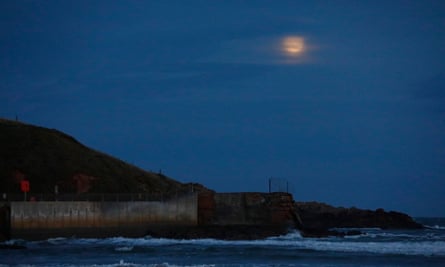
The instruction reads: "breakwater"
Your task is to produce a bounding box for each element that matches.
[1,192,296,241]
[199,192,296,226]
[6,193,198,240]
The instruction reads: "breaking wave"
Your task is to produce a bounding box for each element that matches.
[425,225,445,230]
[20,229,445,257]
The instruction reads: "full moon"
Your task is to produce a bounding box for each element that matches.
[282,36,305,56]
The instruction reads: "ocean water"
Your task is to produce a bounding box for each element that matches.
[1,218,444,267]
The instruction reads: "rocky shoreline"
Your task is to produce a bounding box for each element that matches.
[295,201,423,229]
[293,201,423,238]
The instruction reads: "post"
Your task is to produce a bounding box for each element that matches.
[55,185,59,201]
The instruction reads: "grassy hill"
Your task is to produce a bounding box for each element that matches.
[0,118,193,195]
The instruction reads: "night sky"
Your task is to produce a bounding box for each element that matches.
[1,1,444,216]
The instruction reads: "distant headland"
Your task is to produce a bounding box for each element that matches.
[0,118,422,242]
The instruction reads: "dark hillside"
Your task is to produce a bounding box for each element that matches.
[0,118,189,195]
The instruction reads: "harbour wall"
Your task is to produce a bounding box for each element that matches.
[8,193,198,239]
[199,192,296,226]
[1,192,296,240]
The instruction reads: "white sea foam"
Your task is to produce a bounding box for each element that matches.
[141,233,445,256]
[70,261,216,267]
[295,240,445,256]
[114,246,134,252]
[331,227,382,231]
[28,230,445,257]
[362,232,421,239]
[425,225,445,230]
[1,261,216,267]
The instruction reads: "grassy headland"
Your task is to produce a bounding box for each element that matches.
[0,118,195,195]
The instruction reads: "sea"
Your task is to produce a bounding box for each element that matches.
[1,218,444,267]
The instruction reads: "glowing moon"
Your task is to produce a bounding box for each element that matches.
[282,36,305,56]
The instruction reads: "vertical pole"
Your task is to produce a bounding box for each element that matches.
[268,178,271,193]
[55,185,58,201]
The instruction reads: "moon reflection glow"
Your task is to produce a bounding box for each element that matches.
[282,36,305,56]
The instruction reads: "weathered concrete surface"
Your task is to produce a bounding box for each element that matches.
[144,192,299,240]
[199,192,296,227]
[6,192,299,240]
[10,194,197,239]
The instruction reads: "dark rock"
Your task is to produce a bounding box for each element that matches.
[294,202,423,230]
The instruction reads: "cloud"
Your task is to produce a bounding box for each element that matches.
[201,35,316,65]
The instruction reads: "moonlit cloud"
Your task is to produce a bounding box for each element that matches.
[202,35,314,65]
[282,36,305,56]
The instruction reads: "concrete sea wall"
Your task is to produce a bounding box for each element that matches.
[9,194,197,239]
[1,192,297,240]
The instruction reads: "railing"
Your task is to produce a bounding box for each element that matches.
[268,177,294,194]
[1,192,193,202]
